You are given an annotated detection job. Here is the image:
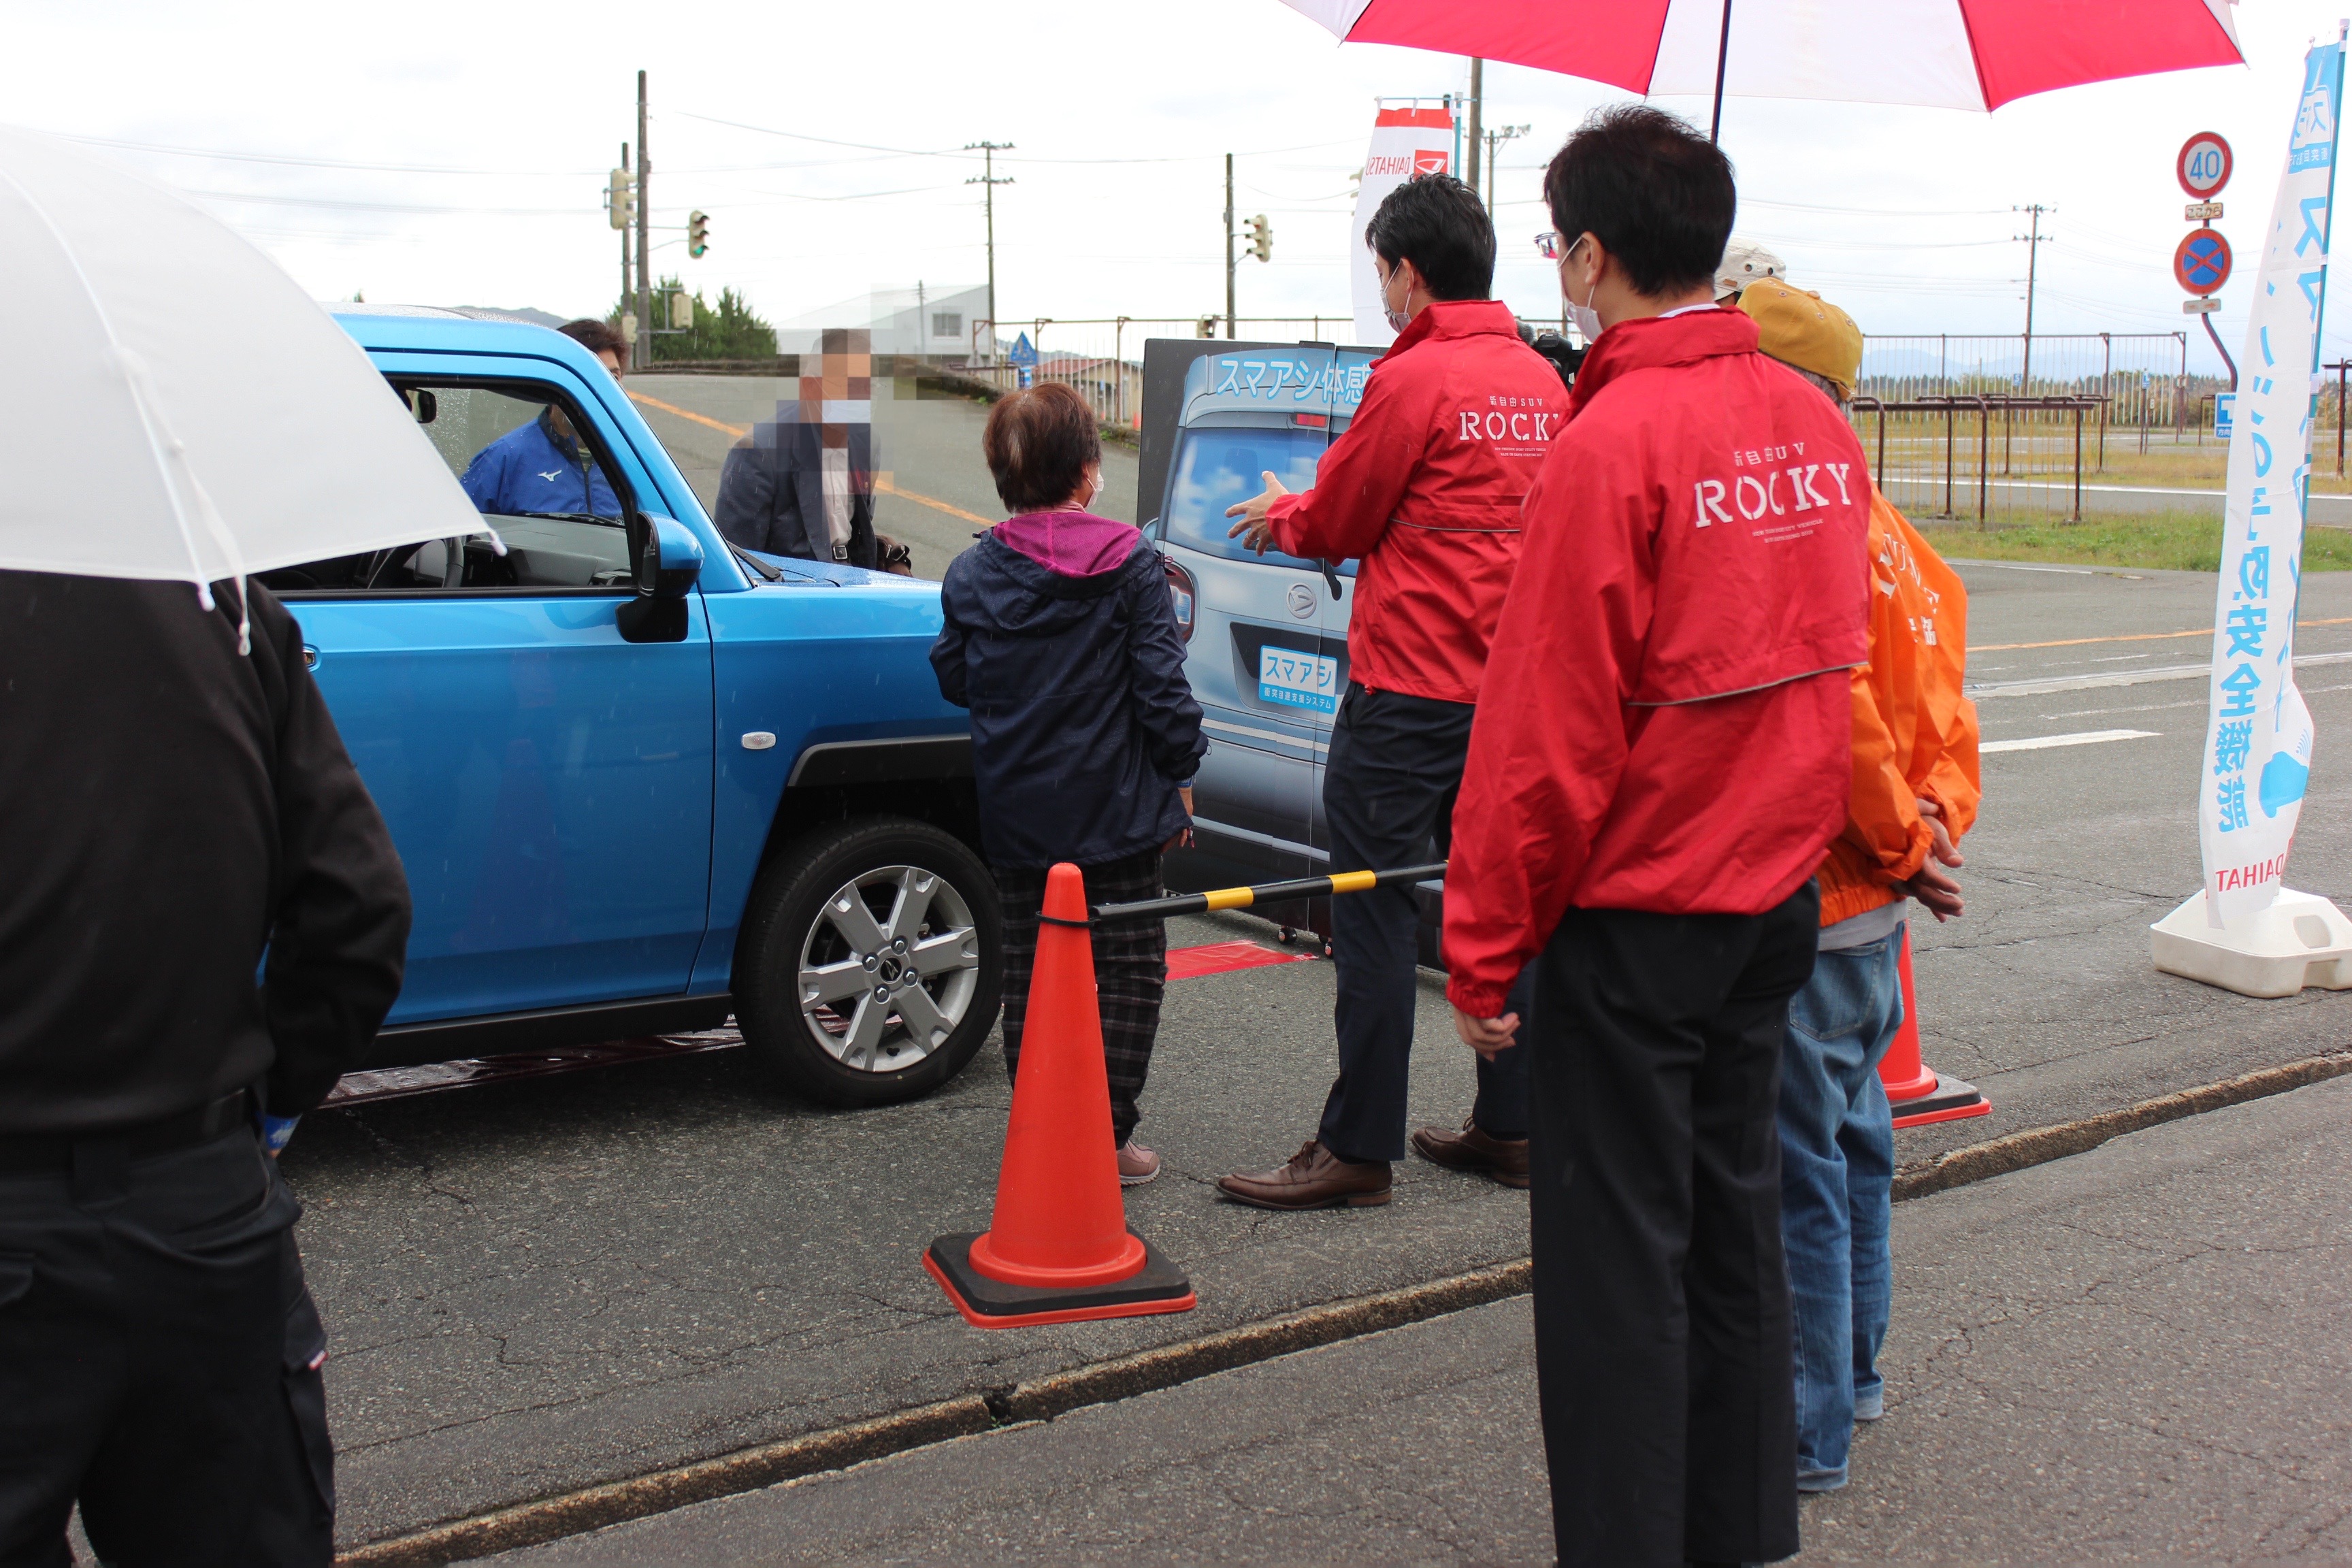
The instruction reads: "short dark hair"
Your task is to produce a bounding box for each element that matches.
[561,317,630,369]
[1364,174,1494,301]
[1544,105,1735,298]
[982,382,1101,513]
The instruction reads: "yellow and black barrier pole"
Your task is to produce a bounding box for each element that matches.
[1089,862,1447,924]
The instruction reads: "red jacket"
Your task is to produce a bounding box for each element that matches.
[1267,299,1570,705]
[1442,309,1872,1017]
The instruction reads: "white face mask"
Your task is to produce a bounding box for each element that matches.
[1378,263,1414,335]
[1562,238,1603,342]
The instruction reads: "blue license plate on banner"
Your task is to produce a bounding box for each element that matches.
[1258,646,1339,715]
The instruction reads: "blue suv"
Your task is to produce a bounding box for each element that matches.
[258,308,1002,1107]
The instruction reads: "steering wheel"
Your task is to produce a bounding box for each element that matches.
[437,536,468,588]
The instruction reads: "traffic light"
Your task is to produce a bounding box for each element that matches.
[1248,213,1273,264]
[668,291,694,330]
[607,167,636,231]
[687,209,710,259]
[1197,315,1218,338]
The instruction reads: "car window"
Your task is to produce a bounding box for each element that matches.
[1160,426,1354,575]
[260,379,638,597]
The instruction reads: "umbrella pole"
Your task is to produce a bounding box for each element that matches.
[1709,0,1733,142]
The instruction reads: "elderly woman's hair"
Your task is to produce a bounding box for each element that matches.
[1782,362,1848,406]
[982,381,1102,512]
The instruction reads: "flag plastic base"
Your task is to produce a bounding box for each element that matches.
[923,1232,1196,1328]
[2151,888,2352,998]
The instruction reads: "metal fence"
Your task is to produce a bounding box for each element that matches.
[956,320,2274,517]
[960,317,1353,429]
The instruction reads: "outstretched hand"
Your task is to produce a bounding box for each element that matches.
[1224,472,1290,556]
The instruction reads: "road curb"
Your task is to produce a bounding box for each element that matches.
[336,1053,2352,1565]
[335,1396,995,1567]
[1889,1047,2352,1203]
[335,1260,1533,1566]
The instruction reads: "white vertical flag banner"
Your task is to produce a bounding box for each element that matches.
[1349,104,1454,348]
[2198,39,2345,927]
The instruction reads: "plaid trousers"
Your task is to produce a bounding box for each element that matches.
[993,849,1166,1147]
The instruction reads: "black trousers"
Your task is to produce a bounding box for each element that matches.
[1529,887,1818,1568]
[0,1128,335,1568]
[1319,684,1528,1162]
[996,849,1167,1147]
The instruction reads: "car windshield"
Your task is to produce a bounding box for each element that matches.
[1161,426,1353,575]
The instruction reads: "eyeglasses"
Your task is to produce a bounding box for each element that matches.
[1534,231,1563,260]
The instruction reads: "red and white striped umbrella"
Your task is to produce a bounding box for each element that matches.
[1280,0,2243,122]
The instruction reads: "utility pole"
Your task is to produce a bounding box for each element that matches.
[1465,58,1483,196]
[618,142,632,331]
[1483,122,1529,213]
[636,71,651,372]
[2015,203,2051,394]
[1224,152,1237,339]
[965,141,1013,363]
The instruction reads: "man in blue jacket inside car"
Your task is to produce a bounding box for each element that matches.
[459,318,625,519]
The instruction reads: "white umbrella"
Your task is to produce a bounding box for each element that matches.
[0,125,483,649]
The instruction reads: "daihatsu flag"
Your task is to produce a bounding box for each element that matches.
[2200,37,2345,926]
[1350,105,1453,348]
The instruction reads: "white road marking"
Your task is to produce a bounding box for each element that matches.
[1980,728,2159,755]
[1947,559,2096,575]
[1969,649,2352,699]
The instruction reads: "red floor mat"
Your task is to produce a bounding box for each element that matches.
[1165,940,1320,981]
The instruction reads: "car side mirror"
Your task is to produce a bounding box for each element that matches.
[617,514,703,643]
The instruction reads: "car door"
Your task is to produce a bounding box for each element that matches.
[265,364,715,1025]
[1156,406,1339,890]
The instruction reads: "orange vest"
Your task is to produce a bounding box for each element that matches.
[1818,490,1982,928]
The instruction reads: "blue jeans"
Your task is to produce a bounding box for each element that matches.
[1777,926,1901,1491]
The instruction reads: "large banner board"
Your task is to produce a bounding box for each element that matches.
[2198,40,2345,926]
[1349,105,1454,348]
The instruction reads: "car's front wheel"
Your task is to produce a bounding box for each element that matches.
[734,817,1002,1107]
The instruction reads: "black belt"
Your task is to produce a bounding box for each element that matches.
[0,1091,254,1173]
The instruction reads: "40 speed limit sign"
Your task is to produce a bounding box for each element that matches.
[2178,132,2234,198]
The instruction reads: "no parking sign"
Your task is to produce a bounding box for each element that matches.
[2174,227,2233,295]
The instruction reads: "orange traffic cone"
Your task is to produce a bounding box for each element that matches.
[924,863,1196,1328]
[1878,926,1989,1128]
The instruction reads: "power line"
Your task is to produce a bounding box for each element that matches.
[59,132,602,177]
[674,109,1357,166]
[180,189,585,215]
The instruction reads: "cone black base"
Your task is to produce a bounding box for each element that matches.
[1890,1069,1991,1129]
[924,1231,1196,1328]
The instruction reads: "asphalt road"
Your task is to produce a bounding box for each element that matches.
[276,389,2352,1552]
[621,374,1139,581]
[491,1075,2352,1566]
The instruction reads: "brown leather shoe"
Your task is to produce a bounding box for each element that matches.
[1217,1141,1392,1210]
[1410,1116,1530,1189]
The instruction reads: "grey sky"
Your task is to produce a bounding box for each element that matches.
[2,0,2337,374]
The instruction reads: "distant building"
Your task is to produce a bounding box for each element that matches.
[772,284,990,360]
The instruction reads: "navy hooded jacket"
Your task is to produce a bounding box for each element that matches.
[931,524,1207,870]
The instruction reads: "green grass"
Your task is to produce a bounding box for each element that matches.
[1910,510,2352,574]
